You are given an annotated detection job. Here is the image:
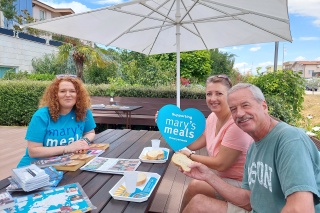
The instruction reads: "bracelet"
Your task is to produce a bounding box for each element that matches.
[81,137,91,145]
[188,152,194,159]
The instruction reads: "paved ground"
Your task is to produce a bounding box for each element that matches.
[0,126,27,180]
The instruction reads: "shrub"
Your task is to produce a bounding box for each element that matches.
[0,80,48,125]
[2,71,55,81]
[248,70,305,125]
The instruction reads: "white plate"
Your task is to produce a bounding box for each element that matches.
[109,172,161,202]
[138,147,170,163]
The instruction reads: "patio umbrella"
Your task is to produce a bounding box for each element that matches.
[23,0,292,107]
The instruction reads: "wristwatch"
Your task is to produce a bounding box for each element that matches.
[81,137,91,145]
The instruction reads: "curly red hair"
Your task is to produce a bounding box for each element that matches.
[39,76,91,122]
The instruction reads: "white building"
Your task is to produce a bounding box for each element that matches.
[0,0,74,77]
[283,61,320,78]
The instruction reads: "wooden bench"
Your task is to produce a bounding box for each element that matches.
[90,96,211,127]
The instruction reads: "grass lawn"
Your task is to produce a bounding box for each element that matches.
[302,94,320,126]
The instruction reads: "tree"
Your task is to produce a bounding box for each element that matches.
[305,78,320,93]
[117,49,175,86]
[32,53,75,75]
[58,40,108,81]
[209,49,236,76]
[180,50,211,83]
[0,0,16,29]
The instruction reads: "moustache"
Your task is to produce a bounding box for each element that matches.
[236,116,253,124]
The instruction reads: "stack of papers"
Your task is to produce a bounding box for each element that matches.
[7,166,63,192]
[11,164,50,192]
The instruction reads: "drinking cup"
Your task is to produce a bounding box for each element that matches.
[123,171,138,193]
[151,139,161,150]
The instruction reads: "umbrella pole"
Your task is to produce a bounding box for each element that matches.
[176,0,181,108]
[273,41,279,71]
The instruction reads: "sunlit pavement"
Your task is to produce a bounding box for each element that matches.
[305,90,320,95]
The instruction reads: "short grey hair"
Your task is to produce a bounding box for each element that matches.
[228,83,265,103]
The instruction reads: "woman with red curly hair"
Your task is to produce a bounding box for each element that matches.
[17,75,96,167]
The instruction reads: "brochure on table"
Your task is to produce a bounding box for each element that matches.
[109,172,161,202]
[12,183,95,212]
[31,148,105,169]
[0,191,14,211]
[80,157,141,174]
[32,155,72,168]
[139,147,170,163]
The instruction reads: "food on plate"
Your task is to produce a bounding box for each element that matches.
[89,143,110,150]
[146,150,164,160]
[70,154,79,160]
[97,144,107,148]
[171,152,193,172]
[78,154,91,160]
[136,173,147,186]
[140,155,148,160]
[114,185,130,197]
[64,160,80,166]
[90,144,105,148]
[113,173,147,196]
[70,154,91,160]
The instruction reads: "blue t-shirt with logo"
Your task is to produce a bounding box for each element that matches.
[17,107,96,167]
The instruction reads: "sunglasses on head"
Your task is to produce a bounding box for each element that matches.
[208,75,232,87]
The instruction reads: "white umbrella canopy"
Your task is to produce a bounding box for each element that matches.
[23,0,292,107]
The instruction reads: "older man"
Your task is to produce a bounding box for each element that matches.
[182,83,320,213]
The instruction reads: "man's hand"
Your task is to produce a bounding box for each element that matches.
[184,161,215,182]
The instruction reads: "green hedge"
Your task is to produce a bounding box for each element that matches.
[0,80,205,126]
[0,81,48,126]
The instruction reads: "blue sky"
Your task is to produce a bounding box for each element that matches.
[41,0,320,74]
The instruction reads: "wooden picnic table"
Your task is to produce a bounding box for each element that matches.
[92,105,143,129]
[0,129,173,213]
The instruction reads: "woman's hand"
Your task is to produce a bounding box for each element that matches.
[65,139,90,154]
[179,149,192,157]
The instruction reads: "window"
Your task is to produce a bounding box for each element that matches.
[309,70,314,76]
[39,10,46,20]
[0,67,17,78]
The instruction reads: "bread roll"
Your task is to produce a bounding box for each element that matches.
[146,150,164,160]
[136,172,147,186]
[171,152,193,172]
